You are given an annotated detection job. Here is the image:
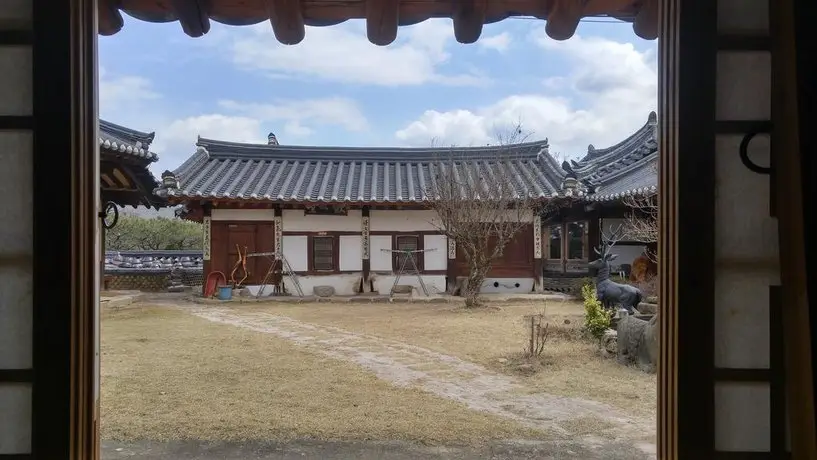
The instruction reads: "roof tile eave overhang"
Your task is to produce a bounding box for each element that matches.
[98,0,658,45]
[163,194,554,206]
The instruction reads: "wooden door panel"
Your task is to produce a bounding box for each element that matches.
[454,225,533,277]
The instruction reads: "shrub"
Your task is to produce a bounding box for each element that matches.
[582,282,612,340]
[632,274,659,299]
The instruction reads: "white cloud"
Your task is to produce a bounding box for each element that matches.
[98,67,160,116]
[395,34,657,158]
[218,97,369,133]
[226,20,487,87]
[478,32,512,52]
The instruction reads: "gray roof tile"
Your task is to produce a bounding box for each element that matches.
[161,138,566,203]
[99,119,159,162]
[565,112,658,202]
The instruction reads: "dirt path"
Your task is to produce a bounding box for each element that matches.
[178,305,655,458]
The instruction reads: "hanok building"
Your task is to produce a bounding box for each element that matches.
[541,112,658,292]
[155,135,565,296]
[98,120,166,288]
[99,119,165,210]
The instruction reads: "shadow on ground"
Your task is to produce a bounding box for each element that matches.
[102,439,656,460]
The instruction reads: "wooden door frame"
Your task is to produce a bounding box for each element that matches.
[35,0,817,459]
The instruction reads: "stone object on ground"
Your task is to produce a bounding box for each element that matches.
[646,296,658,304]
[616,312,658,373]
[601,329,618,358]
[392,285,413,294]
[167,285,192,293]
[313,285,336,297]
[637,302,658,315]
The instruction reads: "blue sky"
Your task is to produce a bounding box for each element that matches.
[99,16,657,174]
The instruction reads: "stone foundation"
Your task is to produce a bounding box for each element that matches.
[542,275,587,296]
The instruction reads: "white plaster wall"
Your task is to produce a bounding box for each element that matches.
[0,1,33,453]
[282,209,362,232]
[370,209,439,231]
[212,208,275,221]
[369,235,392,271]
[479,278,535,294]
[281,235,308,272]
[423,235,447,270]
[608,245,647,269]
[286,274,362,296]
[600,218,640,242]
[372,275,446,296]
[339,235,362,271]
[245,274,363,297]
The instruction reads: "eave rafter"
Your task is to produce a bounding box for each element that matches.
[98,0,659,43]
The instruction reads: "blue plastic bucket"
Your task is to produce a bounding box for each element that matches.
[217,285,233,301]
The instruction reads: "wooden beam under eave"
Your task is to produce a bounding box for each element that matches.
[168,0,211,38]
[265,0,306,45]
[633,0,659,40]
[545,0,583,41]
[453,0,487,44]
[365,0,399,46]
[97,0,124,36]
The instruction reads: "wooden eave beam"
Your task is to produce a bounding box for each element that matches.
[168,0,211,38]
[98,0,124,36]
[453,0,487,44]
[264,0,306,45]
[366,0,399,46]
[545,0,583,41]
[633,0,659,40]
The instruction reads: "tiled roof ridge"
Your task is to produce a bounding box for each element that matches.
[573,111,657,167]
[100,119,156,148]
[195,136,552,162]
[99,119,159,162]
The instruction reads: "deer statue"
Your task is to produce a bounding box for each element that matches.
[587,223,643,315]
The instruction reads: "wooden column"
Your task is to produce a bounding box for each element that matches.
[658,0,717,457]
[28,0,99,457]
[361,206,370,289]
[202,203,212,280]
[587,209,600,261]
[446,237,457,292]
[533,214,543,291]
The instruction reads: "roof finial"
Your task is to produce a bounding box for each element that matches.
[648,111,657,124]
[268,132,279,146]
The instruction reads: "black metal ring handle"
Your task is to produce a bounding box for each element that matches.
[739,131,772,175]
[100,201,119,229]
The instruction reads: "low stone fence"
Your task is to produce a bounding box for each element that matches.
[104,250,204,292]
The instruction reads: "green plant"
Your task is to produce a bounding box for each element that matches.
[582,283,612,340]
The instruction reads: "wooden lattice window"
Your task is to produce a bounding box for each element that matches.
[567,221,586,260]
[394,235,421,272]
[548,224,562,259]
[312,236,335,271]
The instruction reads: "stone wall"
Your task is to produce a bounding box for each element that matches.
[103,272,170,292]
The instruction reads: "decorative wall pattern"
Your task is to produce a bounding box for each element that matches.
[447,237,456,259]
[361,215,370,259]
[533,215,542,259]
[202,216,211,260]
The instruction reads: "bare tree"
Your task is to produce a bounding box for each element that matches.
[621,162,658,262]
[425,122,541,308]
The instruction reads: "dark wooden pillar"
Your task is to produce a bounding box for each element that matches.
[587,208,601,261]
[31,0,99,457]
[202,203,212,281]
[361,206,370,288]
[658,0,716,457]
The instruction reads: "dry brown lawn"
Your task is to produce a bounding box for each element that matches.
[245,299,656,420]
[101,305,550,444]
